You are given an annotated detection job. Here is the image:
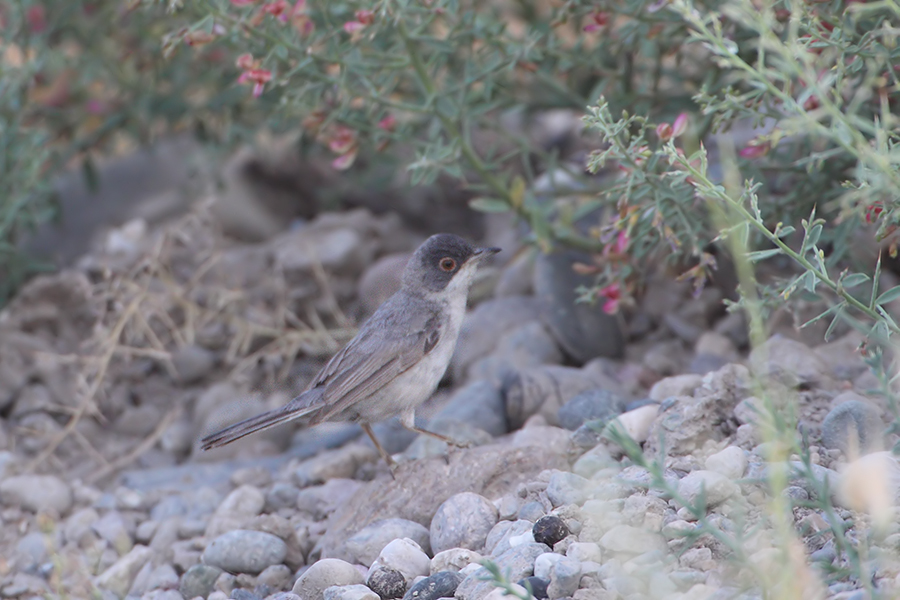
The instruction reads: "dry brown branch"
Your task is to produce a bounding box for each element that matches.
[26,294,143,472]
[21,205,359,479]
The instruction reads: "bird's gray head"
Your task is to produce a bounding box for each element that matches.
[401,233,500,296]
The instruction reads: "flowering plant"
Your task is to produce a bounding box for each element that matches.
[2,0,898,323]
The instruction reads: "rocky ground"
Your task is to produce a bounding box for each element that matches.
[0,136,898,600]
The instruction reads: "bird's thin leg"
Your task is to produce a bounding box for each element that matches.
[361,423,397,472]
[399,411,471,449]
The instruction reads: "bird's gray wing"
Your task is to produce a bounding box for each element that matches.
[303,300,441,423]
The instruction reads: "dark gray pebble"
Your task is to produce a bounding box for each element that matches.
[368,566,407,600]
[402,571,463,600]
[821,400,884,456]
[533,250,625,363]
[557,389,626,431]
[517,576,549,600]
[689,353,728,375]
[532,516,569,547]
[179,564,222,600]
[231,590,262,600]
[570,423,603,450]
[517,501,545,523]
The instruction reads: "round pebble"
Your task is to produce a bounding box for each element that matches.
[346,518,431,567]
[401,570,463,600]
[368,538,430,585]
[294,559,366,600]
[0,475,72,515]
[677,470,739,508]
[430,492,498,554]
[532,516,569,547]
[821,400,884,456]
[429,548,482,574]
[546,471,591,507]
[517,576,549,600]
[547,556,581,598]
[324,584,380,600]
[367,566,406,600]
[201,530,287,575]
[557,389,625,430]
[705,446,747,479]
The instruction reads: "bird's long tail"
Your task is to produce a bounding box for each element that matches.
[200,399,318,450]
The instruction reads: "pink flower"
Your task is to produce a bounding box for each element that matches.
[291,0,314,34]
[633,145,649,167]
[656,122,673,141]
[584,12,608,32]
[26,5,45,33]
[235,53,257,70]
[331,152,358,170]
[325,125,359,170]
[739,141,770,159]
[238,68,272,97]
[672,113,688,137]
[343,20,365,33]
[327,126,357,154]
[657,113,689,141]
[598,283,622,314]
[262,0,290,21]
[866,202,884,224]
[377,114,396,131]
[355,9,374,24]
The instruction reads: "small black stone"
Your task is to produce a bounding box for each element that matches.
[517,576,549,600]
[402,571,463,600]
[368,566,407,600]
[532,515,569,547]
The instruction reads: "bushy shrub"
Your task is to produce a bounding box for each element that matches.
[3,0,899,337]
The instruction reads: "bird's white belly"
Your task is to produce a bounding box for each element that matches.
[355,298,465,423]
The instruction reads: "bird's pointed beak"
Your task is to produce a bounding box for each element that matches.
[471,246,501,261]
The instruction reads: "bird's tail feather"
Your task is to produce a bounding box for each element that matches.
[200,402,316,450]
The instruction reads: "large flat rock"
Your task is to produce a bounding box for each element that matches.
[314,443,568,561]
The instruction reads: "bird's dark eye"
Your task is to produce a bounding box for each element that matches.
[439,257,457,272]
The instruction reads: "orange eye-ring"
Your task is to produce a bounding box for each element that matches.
[439,257,457,272]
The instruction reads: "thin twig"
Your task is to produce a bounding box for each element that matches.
[86,405,182,484]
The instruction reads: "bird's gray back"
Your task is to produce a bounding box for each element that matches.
[299,290,444,424]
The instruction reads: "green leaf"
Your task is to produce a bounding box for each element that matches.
[801,303,841,329]
[775,225,796,238]
[468,197,510,213]
[801,271,818,292]
[876,285,900,306]
[841,273,870,289]
[803,223,823,251]
[824,305,845,341]
[746,248,781,262]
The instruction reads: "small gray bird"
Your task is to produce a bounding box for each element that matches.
[201,233,500,468]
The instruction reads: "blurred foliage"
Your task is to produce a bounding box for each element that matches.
[1,0,899,326]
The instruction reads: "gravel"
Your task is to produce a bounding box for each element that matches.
[0,201,884,600]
